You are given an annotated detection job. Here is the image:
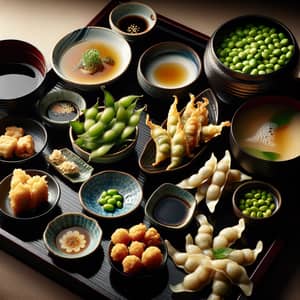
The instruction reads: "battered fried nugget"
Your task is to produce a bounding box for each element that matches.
[128,241,145,258]
[144,227,161,246]
[15,135,35,158]
[111,228,131,245]
[5,126,24,139]
[141,246,163,270]
[128,223,147,241]
[122,255,143,274]
[110,243,128,262]
[0,135,17,159]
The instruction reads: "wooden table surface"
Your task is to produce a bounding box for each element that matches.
[1,1,300,299]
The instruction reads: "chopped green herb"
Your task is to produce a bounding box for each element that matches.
[212,247,233,259]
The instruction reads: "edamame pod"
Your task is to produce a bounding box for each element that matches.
[84,119,96,131]
[101,86,115,107]
[84,101,99,119]
[86,120,106,137]
[115,95,143,109]
[70,120,85,135]
[128,106,146,127]
[100,106,116,124]
[101,122,126,143]
[89,143,115,161]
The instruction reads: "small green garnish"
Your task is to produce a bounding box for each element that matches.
[212,247,233,259]
[270,110,296,127]
[244,147,280,161]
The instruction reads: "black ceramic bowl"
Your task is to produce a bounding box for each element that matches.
[0,39,47,112]
[230,95,300,178]
[204,15,299,106]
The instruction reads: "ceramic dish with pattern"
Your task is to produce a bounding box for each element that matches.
[138,88,220,175]
[144,183,197,231]
[79,170,143,219]
[43,212,102,259]
[0,169,60,222]
[45,148,94,183]
[0,116,48,165]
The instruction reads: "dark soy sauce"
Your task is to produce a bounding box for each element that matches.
[0,63,43,99]
[47,101,79,122]
[153,196,190,226]
[117,15,148,34]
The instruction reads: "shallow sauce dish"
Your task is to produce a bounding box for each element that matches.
[138,88,219,175]
[52,26,132,91]
[43,212,102,259]
[38,89,86,129]
[0,116,48,165]
[0,169,60,222]
[145,183,196,230]
[79,170,143,219]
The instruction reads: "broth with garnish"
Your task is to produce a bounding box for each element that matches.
[235,103,300,161]
[59,40,121,84]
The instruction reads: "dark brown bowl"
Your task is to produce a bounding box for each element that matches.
[229,95,300,178]
[204,15,299,106]
[232,180,282,226]
[0,39,47,112]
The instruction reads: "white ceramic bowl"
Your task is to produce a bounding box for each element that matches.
[137,41,202,100]
[52,26,132,91]
[109,1,157,42]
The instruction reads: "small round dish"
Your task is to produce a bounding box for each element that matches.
[109,1,157,42]
[0,169,61,222]
[0,116,48,165]
[52,26,132,91]
[232,180,282,225]
[37,89,86,129]
[43,212,102,260]
[137,41,202,100]
[145,183,197,231]
[79,170,143,219]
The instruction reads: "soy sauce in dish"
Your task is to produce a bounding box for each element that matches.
[0,63,43,99]
[153,195,190,226]
[117,15,148,34]
[47,101,79,122]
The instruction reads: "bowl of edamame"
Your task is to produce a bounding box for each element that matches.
[232,180,282,225]
[79,170,143,219]
[204,15,299,105]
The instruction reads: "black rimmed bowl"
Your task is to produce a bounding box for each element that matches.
[0,116,48,165]
[0,169,60,222]
[43,212,102,260]
[204,14,299,106]
[229,95,300,178]
[79,170,143,219]
[0,39,47,112]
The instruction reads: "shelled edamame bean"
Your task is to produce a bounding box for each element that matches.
[216,23,295,75]
[98,188,124,212]
[237,188,276,218]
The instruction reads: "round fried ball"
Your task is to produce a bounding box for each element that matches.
[128,223,147,241]
[122,255,143,275]
[144,227,161,246]
[128,241,145,258]
[110,243,128,262]
[111,228,131,245]
[141,246,163,270]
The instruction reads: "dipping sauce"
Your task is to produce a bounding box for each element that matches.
[47,101,79,122]
[56,226,90,254]
[153,195,190,226]
[59,40,121,84]
[117,15,148,34]
[0,63,43,99]
[145,54,198,88]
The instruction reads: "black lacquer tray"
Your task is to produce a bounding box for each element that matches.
[1,1,298,299]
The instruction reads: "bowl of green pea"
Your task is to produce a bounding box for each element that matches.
[232,180,282,224]
[204,15,299,105]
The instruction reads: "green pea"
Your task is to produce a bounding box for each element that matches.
[98,197,107,205]
[103,203,115,212]
[116,201,123,209]
[107,189,118,195]
[107,198,117,206]
[113,194,123,202]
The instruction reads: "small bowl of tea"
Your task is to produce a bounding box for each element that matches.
[37,89,86,130]
[137,41,202,100]
[145,183,197,231]
[109,2,157,42]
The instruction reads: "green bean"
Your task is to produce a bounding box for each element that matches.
[115,95,143,109]
[100,107,115,124]
[120,126,136,142]
[97,188,124,212]
[84,119,96,131]
[84,101,98,120]
[101,122,126,143]
[101,86,115,107]
[89,143,115,161]
[116,105,128,123]
[70,120,85,135]
[86,120,106,137]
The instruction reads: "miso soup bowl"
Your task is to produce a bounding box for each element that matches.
[204,15,299,106]
[229,95,300,179]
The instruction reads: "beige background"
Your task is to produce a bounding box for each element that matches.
[0,0,300,299]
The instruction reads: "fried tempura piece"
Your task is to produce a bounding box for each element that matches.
[5,126,24,139]
[128,223,147,241]
[110,243,129,262]
[111,228,131,245]
[0,135,18,159]
[122,255,143,274]
[141,246,163,269]
[144,227,161,246]
[15,135,35,158]
[128,241,145,258]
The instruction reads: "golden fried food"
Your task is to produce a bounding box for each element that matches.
[128,223,147,241]
[128,241,145,258]
[110,243,129,262]
[0,135,17,159]
[122,255,143,274]
[48,149,66,165]
[144,227,161,246]
[141,246,163,270]
[5,126,24,139]
[111,228,131,245]
[15,135,35,158]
